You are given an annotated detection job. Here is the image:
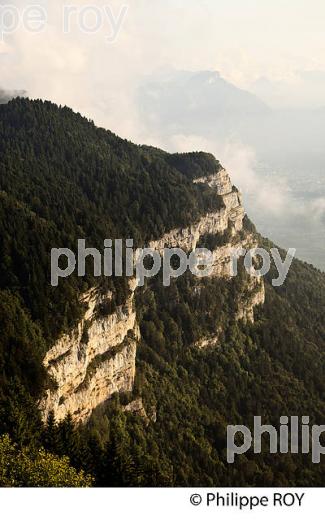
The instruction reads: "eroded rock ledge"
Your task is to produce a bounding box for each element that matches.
[40,279,138,423]
[40,168,264,423]
[149,169,244,254]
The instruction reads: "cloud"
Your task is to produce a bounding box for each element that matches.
[309,197,325,223]
[147,131,325,249]
[2,0,325,138]
[148,132,293,216]
[0,87,26,103]
[250,69,325,109]
[1,0,324,267]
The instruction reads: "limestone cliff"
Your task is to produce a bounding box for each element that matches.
[236,277,265,323]
[40,279,139,423]
[149,168,257,282]
[149,169,244,254]
[40,168,264,423]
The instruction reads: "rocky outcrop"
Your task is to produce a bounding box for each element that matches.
[194,333,221,350]
[123,398,150,425]
[40,168,264,423]
[149,169,244,253]
[40,279,139,423]
[149,169,256,283]
[193,168,232,194]
[236,277,265,323]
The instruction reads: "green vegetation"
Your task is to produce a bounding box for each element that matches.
[0,98,223,342]
[197,227,233,249]
[0,434,93,487]
[0,99,325,486]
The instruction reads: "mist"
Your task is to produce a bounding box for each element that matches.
[0,87,26,104]
[1,0,325,268]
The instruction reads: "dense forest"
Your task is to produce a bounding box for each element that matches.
[0,99,325,486]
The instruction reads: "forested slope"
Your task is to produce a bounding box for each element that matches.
[0,99,325,486]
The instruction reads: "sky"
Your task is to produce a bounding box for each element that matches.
[2,0,325,139]
[2,0,325,268]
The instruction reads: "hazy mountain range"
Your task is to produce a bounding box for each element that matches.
[137,69,325,270]
[1,70,325,269]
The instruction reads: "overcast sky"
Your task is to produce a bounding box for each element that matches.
[2,0,325,267]
[2,0,325,139]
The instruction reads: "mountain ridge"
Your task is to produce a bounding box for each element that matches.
[0,98,325,486]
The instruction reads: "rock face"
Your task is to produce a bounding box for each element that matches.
[193,168,232,194]
[40,279,139,423]
[123,398,150,425]
[149,169,244,253]
[40,167,264,423]
[236,277,265,323]
[149,169,256,282]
